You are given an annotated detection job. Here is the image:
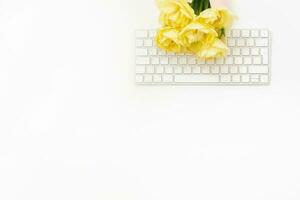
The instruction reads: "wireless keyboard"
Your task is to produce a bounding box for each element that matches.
[135,29,271,85]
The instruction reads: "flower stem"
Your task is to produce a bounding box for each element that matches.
[191,0,211,15]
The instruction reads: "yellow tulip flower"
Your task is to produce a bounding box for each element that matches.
[155,27,182,53]
[179,21,218,53]
[156,0,196,29]
[196,37,228,59]
[197,8,235,29]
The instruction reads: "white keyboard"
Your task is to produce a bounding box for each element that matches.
[135,29,271,85]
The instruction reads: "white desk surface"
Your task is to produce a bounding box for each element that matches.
[1,0,300,199]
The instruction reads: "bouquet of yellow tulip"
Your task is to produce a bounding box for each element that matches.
[155,0,235,60]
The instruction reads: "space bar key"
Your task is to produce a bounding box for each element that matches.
[174,75,220,83]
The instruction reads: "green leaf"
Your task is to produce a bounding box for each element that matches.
[219,28,226,38]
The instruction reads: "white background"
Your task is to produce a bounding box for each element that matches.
[1,0,300,199]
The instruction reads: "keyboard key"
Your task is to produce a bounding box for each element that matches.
[149,48,157,55]
[156,66,164,73]
[169,57,178,64]
[153,75,162,82]
[242,75,250,82]
[144,39,153,47]
[179,57,187,64]
[232,29,240,37]
[232,75,241,82]
[251,30,259,37]
[225,57,234,64]
[221,75,231,82]
[216,58,224,64]
[246,38,255,46]
[253,56,262,64]
[244,57,252,65]
[260,48,269,64]
[221,66,229,73]
[136,39,143,47]
[211,66,220,74]
[158,49,166,55]
[136,66,145,74]
[151,57,159,65]
[239,66,248,73]
[232,48,240,56]
[228,38,236,46]
[188,57,197,64]
[174,66,182,74]
[144,75,153,82]
[192,66,201,74]
[235,57,243,65]
[136,48,147,56]
[202,66,210,73]
[136,75,143,83]
[227,48,232,56]
[230,66,238,73]
[256,38,268,47]
[160,57,169,64]
[163,75,173,82]
[175,75,219,83]
[149,30,156,38]
[251,48,260,55]
[136,57,150,65]
[251,75,260,82]
[260,30,269,37]
[226,30,231,37]
[183,66,192,74]
[146,66,155,73]
[261,75,269,83]
[248,65,268,74]
[165,66,173,74]
[242,30,250,37]
[242,48,250,55]
[237,39,245,46]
